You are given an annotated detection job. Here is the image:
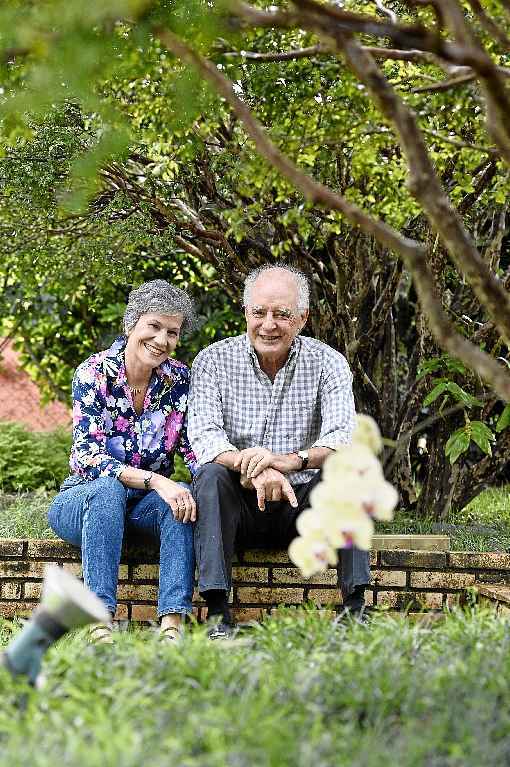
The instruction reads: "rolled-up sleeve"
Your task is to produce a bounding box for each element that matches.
[187,351,239,465]
[70,368,124,480]
[312,355,356,449]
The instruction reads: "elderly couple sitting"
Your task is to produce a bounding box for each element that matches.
[48,264,371,642]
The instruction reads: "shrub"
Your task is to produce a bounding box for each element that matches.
[0,422,71,492]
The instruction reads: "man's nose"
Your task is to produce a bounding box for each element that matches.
[261,311,277,328]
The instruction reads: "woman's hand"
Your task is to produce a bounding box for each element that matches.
[151,476,196,523]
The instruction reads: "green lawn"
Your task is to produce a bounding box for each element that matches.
[378,485,510,552]
[2,485,510,551]
[0,608,509,766]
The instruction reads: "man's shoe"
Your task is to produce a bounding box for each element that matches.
[206,620,236,640]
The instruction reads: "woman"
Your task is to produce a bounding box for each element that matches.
[48,280,198,643]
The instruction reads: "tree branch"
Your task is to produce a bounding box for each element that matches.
[158,28,510,401]
[322,27,510,347]
[421,127,497,155]
[221,44,328,62]
[157,28,425,263]
[465,0,510,50]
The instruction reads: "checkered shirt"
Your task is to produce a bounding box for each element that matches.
[187,333,356,485]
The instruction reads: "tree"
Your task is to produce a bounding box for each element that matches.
[1,0,510,516]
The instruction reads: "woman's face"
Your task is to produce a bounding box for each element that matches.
[126,313,184,369]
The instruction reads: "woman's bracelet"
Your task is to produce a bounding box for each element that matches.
[143,472,153,491]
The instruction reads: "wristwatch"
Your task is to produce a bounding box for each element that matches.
[143,472,153,491]
[297,450,309,470]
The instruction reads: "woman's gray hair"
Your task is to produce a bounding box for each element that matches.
[243,264,310,313]
[123,280,198,335]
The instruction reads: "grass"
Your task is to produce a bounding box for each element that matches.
[0,608,509,766]
[2,485,510,551]
[0,490,56,539]
[376,485,510,552]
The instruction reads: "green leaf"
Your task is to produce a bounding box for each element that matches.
[423,380,449,407]
[444,427,471,464]
[470,421,495,456]
[496,404,510,433]
[444,382,483,408]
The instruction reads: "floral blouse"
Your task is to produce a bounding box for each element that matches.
[69,336,197,482]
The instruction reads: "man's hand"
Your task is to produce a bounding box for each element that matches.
[233,447,276,478]
[250,468,298,511]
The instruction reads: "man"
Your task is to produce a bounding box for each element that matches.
[188,264,370,637]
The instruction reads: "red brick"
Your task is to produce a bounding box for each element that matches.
[306,588,341,606]
[232,566,269,583]
[241,550,291,564]
[380,550,447,569]
[0,540,24,557]
[376,591,422,610]
[233,607,267,622]
[27,540,79,559]
[0,601,37,619]
[117,584,158,601]
[0,582,22,600]
[132,565,159,580]
[449,552,510,570]
[24,582,43,599]
[236,586,303,604]
[422,592,443,609]
[131,604,157,621]
[114,604,129,620]
[410,572,475,589]
[0,561,49,578]
[272,567,337,586]
[371,569,407,587]
[118,565,129,581]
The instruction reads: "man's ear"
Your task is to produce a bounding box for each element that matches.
[298,310,309,332]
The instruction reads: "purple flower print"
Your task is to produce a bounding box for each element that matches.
[106,436,126,462]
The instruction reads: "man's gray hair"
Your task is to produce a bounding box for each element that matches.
[123,279,198,335]
[243,264,310,313]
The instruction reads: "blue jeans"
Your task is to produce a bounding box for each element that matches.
[48,476,194,618]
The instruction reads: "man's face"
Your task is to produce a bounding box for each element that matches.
[244,270,308,363]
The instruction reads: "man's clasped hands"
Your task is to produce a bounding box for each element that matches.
[233,447,299,510]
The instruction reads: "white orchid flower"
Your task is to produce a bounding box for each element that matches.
[352,414,383,455]
[311,476,398,522]
[322,443,382,483]
[319,506,375,551]
[288,534,338,577]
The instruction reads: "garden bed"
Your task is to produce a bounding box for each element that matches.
[1,609,509,766]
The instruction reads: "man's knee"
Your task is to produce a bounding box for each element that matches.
[193,463,234,492]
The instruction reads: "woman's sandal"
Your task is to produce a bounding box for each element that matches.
[88,623,114,645]
[159,625,183,644]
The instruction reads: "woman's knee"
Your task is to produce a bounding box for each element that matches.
[85,477,127,520]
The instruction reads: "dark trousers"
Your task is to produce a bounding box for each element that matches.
[192,463,371,600]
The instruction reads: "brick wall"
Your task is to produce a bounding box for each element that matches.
[1,539,508,621]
